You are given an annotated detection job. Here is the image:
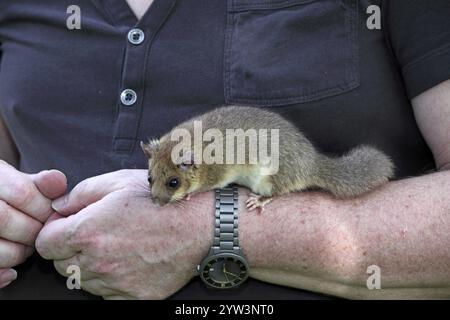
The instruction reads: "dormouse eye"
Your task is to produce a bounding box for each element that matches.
[147,176,152,185]
[167,177,180,190]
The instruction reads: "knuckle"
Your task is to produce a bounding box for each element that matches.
[70,218,101,251]
[75,176,95,194]
[79,232,102,252]
[10,180,35,205]
[73,179,93,202]
[72,181,87,197]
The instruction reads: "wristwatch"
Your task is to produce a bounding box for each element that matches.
[197,186,249,289]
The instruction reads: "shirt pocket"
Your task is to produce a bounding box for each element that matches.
[224,0,359,106]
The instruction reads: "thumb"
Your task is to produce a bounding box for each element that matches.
[51,171,129,216]
[30,170,67,200]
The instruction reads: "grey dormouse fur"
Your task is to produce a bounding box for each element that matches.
[142,106,394,207]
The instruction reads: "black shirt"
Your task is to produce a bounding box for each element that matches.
[0,0,449,299]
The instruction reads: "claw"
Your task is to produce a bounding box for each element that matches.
[246,193,273,214]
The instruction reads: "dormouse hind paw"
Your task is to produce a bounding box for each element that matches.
[246,193,273,214]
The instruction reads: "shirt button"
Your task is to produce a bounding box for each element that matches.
[127,28,145,45]
[120,89,137,106]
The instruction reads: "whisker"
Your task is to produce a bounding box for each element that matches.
[134,182,151,191]
[129,189,151,200]
[172,198,187,211]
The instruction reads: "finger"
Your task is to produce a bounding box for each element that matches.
[53,256,97,281]
[36,197,107,260]
[82,279,123,297]
[0,238,33,268]
[103,295,135,300]
[0,268,17,285]
[35,214,81,260]
[44,212,65,226]
[53,257,122,297]
[0,200,43,246]
[0,281,13,289]
[31,170,67,200]
[103,294,134,300]
[52,171,129,216]
[0,164,53,222]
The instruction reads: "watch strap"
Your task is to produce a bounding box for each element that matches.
[212,186,240,254]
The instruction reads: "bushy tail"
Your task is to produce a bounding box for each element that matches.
[315,145,394,198]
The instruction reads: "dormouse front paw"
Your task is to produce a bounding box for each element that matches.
[246,193,273,213]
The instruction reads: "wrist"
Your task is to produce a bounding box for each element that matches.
[196,187,250,288]
[184,190,215,269]
[238,188,268,268]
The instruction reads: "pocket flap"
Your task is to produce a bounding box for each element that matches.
[230,0,317,12]
[225,0,360,106]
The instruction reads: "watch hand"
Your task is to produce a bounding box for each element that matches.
[223,270,242,280]
[224,271,230,282]
[222,263,230,282]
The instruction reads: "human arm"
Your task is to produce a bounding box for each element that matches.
[235,80,450,299]
[36,81,450,299]
[35,166,450,299]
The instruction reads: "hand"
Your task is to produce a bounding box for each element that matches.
[0,160,67,289]
[36,169,214,299]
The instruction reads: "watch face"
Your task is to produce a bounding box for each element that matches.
[199,253,249,289]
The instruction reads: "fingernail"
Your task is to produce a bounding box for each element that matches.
[0,269,17,283]
[52,196,67,212]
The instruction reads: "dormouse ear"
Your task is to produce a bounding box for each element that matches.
[140,139,160,159]
[178,162,194,171]
[178,149,196,171]
[140,141,152,158]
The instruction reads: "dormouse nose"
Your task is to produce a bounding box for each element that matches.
[150,190,171,207]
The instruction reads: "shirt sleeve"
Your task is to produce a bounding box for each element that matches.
[384,0,450,99]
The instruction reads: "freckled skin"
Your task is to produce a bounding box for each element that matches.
[240,171,450,298]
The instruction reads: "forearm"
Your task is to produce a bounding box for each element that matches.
[237,171,450,299]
